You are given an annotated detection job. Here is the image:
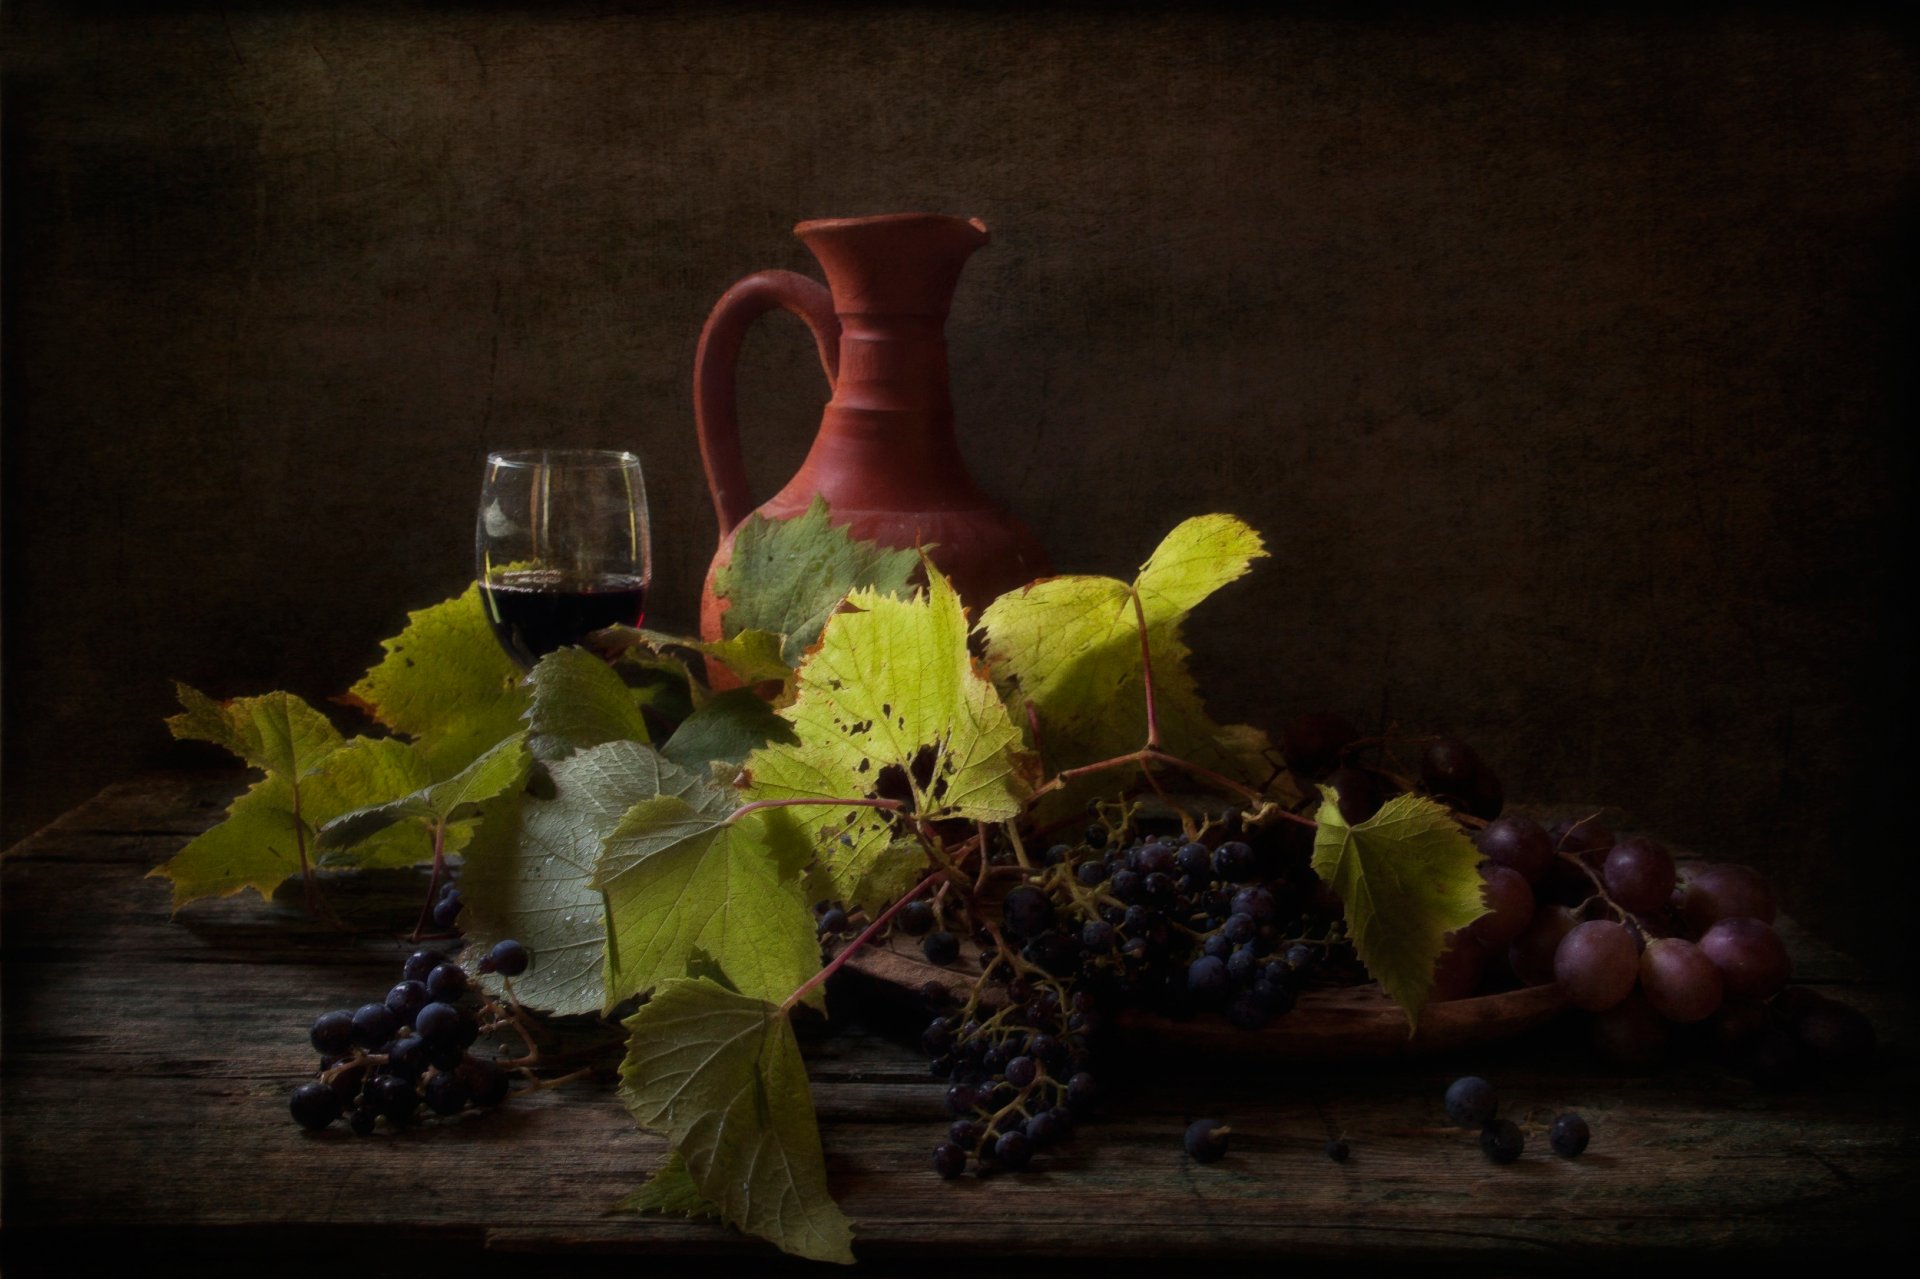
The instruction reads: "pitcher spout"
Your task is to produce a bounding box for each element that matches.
[795,213,989,318]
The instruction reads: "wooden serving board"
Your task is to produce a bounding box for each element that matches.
[840,929,1569,1060]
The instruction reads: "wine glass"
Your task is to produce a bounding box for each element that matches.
[476,449,652,666]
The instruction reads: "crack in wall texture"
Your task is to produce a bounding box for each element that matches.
[3,3,1913,972]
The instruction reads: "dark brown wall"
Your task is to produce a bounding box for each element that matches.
[4,3,1913,970]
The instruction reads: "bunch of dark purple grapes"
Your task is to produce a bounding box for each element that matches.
[904,817,1352,1176]
[289,938,531,1134]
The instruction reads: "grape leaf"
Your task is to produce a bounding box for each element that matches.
[593,791,819,1010]
[344,583,530,776]
[633,627,795,694]
[619,979,854,1264]
[524,646,652,760]
[1310,789,1490,1027]
[315,735,530,852]
[712,495,921,665]
[167,684,344,777]
[458,741,710,1015]
[619,1153,720,1219]
[978,514,1272,781]
[662,689,798,771]
[152,736,435,906]
[742,567,1034,909]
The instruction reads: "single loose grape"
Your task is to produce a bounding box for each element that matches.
[1549,1113,1590,1157]
[1184,1118,1231,1162]
[1444,1076,1497,1128]
[1480,1118,1524,1164]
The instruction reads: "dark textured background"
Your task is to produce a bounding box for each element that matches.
[3,3,1913,971]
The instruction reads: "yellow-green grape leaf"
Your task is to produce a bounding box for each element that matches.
[743,567,1034,910]
[458,741,710,1015]
[593,790,818,1010]
[524,646,651,760]
[633,627,795,693]
[345,583,530,777]
[1310,789,1490,1028]
[619,979,854,1264]
[978,514,1272,781]
[152,737,436,906]
[167,684,344,778]
[619,1153,719,1219]
[316,735,528,854]
[712,495,921,666]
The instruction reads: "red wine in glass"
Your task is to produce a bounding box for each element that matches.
[481,569,647,667]
[476,449,651,668]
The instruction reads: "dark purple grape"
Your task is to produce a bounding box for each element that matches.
[310,1010,355,1057]
[386,1035,430,1080]
[1002,886,1054,939]
[1110,869,1142,901]
[1789,995,1876,1065]
[431,889,464,932]
[1553,920,1639,1012]
[1025,1109,1066,1148]
[1679,864,1777,932]
[426,964,469,1003]
[1076,861,1109,887]
[1187,956,1229,1004]
[290,1081,343,1130]
[1226,947,1259,986]
[1639,938,1724,1023]
[1211,841,1256,881]
[402,949,448,983]
[1603,837,1676,914]
[922,930,961,966]
[1005,1055,1039,1088]
[1325,1139,1351,1162]
[932,1143,967,1178]
[1066,1072,1099,1112]
[1222,913,1258,945]
[365,1074,419,1123]
[414,1001,463,1044]
[994,1130,1033,1170]
[1177,842,1212,877]
[1549,1113,1590,1157]
[479,939,530,977]
[1444,1076,1497,1128]
[1135,842,1177,876]
[384,981,429,1024]
[1480,1118,1524,1163]
[351,1003,398,1050]
[816,907,849,936]
[1589,991,1669,1069]
[1508,905,1577,986]
[1184,1118,1231,1162]
[1476,816,1553,884]
[949,1119,983,1147]
[1043,843,1073,866]
[1225,993,1269,1029]
[1203,933,1234,961]
[944,1084,978,1116]
[1548,818,1613,862]
[1422,739,1481,791]
[1230,887,1276,922]
[898,900,936,936]
[423,1071,469,1116]
[1698,918,1791,999]
[1469,864,1535,950]
[347,1105,378,1136]
[1082,919,1115,950]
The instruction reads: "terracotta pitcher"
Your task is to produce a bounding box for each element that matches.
[694,212,1051,649]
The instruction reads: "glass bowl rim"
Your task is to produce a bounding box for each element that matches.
[485,448,643,470]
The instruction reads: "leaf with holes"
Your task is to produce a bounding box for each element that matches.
[741,566,1034,910]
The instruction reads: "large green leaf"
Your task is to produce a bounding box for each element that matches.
[152,736,434,906]
[167,684,343,778]
[344,583,530,776]
[619,1153,719,1219]
[593,791,819,1010]
[977,514,1272,780]
[712,496,920,665]
[742,567,1032,910]
[619,979,854,1264]
[1310,789,1489,1027]
[457,741,709,1016]
[315,735,529,853]
[524,646,652,760]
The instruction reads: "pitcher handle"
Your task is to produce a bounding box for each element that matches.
[693,269,840,535]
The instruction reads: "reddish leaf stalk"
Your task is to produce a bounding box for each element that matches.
[779,872,939,1015]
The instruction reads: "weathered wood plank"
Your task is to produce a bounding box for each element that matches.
[3,773,1914,1266]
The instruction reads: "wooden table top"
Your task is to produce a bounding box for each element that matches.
[3,773,1914,1274]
